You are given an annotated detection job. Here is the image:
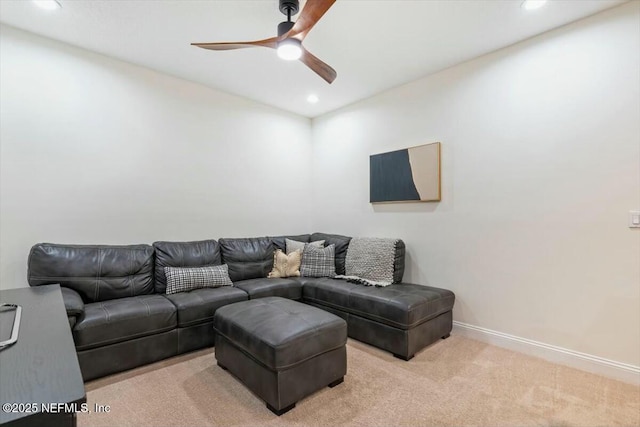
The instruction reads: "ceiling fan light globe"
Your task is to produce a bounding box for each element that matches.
[277,39,302,61]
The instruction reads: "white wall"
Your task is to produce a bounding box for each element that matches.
[311,2,640,367]
[1,2,638,376]
[0,25,312,290]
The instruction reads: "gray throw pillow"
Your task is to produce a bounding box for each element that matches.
[286,238,324,255]
[164,265,233,295]
[300,244,336,278]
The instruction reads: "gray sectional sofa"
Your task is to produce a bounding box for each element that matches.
[27,232,455,381]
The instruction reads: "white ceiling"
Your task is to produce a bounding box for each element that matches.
[0,0,627,118]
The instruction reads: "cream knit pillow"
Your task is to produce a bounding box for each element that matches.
[268,249,302,278]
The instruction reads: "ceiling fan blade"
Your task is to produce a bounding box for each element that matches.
[191,37,277,51]
[299,47,336,84]
[287,0,336,41]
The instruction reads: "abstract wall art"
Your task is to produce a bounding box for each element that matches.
[370,142,441,203]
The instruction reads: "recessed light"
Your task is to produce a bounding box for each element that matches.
[33,0,61,10]
[307,94,319,104]
[521,0,547,10]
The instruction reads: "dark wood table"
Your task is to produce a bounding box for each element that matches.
[0,285,86,427]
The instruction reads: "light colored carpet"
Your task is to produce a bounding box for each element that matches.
[79,335,640,427]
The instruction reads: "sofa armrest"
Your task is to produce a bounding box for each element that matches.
[60,287,84,319]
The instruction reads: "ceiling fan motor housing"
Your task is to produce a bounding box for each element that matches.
[278,21,295,38]
[279,0,299,16]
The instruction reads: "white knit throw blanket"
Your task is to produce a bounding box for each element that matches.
[336,237,399,287]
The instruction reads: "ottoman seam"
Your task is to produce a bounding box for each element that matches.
[214,328,346,371]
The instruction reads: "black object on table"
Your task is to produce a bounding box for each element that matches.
[0,285,86,427]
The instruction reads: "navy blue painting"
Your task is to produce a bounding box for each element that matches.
[370,149,419,202]
[369,142,441,203]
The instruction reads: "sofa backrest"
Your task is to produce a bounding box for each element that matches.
[310,232,352,276]
[28,243,155,302]
[219,237,274,282]
[152,239,222,294]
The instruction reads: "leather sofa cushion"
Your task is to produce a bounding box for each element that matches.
[310,232,352,275]
[153,240,222,294]
[214,297,346,370]
[28,243,154,302]
[233,278,302,300]
[73,295,177,351]
[302,278,361,310]
[268,234,310,252]
[302,279,455,330]
[219,237,274,282]
[164,287,248,327]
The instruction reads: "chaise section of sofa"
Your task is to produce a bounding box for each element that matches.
[299,234,453,360]
[303,280,454,360]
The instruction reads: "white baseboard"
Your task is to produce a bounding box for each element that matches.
[452,321,640,386]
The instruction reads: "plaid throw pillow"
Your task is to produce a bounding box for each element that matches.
[300,244,336,278]
[164,265,233,295]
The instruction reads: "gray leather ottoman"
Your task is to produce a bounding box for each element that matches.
[213,297,347,415]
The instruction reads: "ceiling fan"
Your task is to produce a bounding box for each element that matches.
[191,0,337,84]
